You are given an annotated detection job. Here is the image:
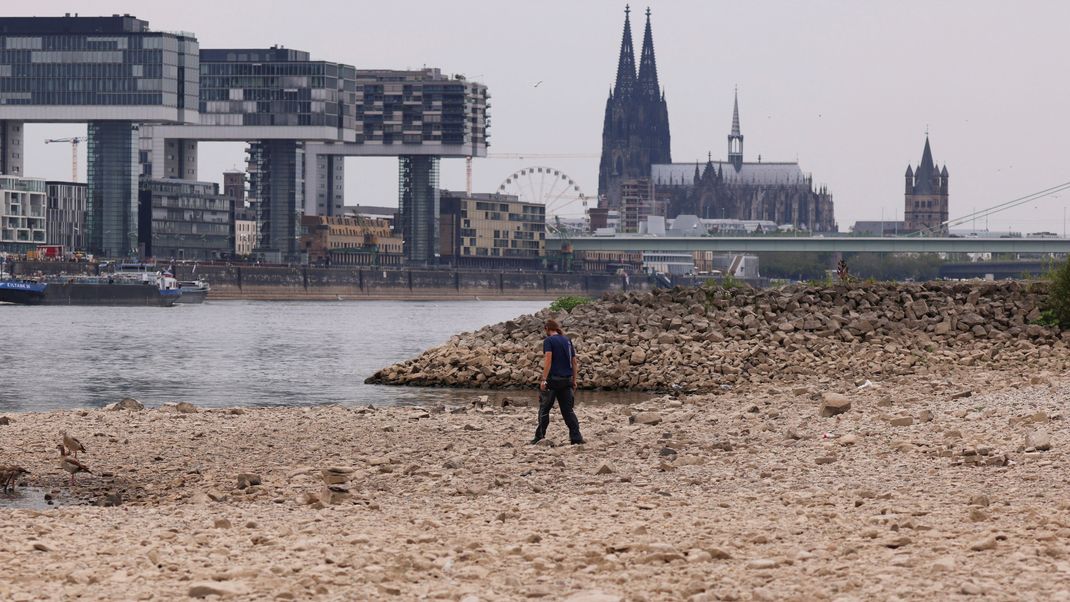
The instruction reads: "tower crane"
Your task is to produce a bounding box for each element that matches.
[44,136,85,181]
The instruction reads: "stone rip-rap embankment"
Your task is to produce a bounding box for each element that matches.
[368,281,1068,391]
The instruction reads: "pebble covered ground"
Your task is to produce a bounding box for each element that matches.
[1,365,1069,601]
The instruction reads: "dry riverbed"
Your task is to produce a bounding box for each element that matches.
[2,369,1070,601]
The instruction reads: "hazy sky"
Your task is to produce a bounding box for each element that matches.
[14,0,1070,232]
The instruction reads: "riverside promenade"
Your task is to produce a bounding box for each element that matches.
[10,261,647,301]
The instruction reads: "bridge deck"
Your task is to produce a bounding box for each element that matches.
[555,236,1070,254]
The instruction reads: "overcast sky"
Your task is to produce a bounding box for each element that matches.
[15,0,1070,232]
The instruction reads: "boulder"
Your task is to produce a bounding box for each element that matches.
[112,397,144,411]
[889,415,914,427]
[630,412,663,426]
[321,467,354,485]
[819,392,851,417]
[175,402,198,414]
[1026,430,1052,451]
[189,582,249,598]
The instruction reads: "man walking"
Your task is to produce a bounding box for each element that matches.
[532,319,584,445]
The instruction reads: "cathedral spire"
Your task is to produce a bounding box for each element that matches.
[613,5,637,98]
[727,87,744,170]
[913,135,936,194]
[636,7,660,98]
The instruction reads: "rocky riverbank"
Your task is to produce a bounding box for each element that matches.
[1,370,1069,600]
[368,281,1067,391]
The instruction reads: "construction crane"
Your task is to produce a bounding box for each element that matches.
[44,136,85,181]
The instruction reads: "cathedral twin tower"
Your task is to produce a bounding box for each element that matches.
[597,6,671,209]
[596,6,838,233]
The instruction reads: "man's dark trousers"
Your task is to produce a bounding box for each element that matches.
[534,376,583,443]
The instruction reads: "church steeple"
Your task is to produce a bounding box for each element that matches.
[727,87,744,170]
[636,7,660,98]
[613,5,637,98]
[904,133,950,235]
[913,135,937,194]
[598,5,672,209]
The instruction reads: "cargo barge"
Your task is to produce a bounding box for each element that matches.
[0,273,181,306]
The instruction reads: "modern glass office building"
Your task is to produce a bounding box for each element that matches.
[138,178,231,260]
[45,180,88,251]
[0,15,490,262]
[0,15,199,256]
[199,47,356,130]
[353,69,488,149]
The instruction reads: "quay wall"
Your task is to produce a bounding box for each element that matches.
[7,261,651,301]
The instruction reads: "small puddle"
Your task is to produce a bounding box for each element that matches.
[0,486,79,510]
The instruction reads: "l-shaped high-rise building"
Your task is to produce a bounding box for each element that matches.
[0,14,489,262]
[0,15,198,257]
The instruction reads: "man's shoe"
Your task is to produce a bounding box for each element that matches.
[530,437,543,445]
[570,439,586,445]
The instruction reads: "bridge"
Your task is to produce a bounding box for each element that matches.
[554,236,1070,254]
[939,261,1052,279]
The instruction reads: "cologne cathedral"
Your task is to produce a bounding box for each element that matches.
[596,6,671,209]
[597,7,837,232]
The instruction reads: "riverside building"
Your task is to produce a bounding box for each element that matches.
[0,175,45,251]
[0,15,489,264]
[233,207,256,258]
[0,15,199,257]
[45,181,87,251]
[300,214,402,266]
[142,53,489,263]
[138,178,231,260]
[438,190,545,269]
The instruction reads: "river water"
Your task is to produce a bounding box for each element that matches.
[0,300,584,412]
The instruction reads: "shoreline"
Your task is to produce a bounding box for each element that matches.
[205,291,562,302]
[2,369,1068,600]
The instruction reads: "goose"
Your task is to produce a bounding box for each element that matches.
[57,445,91,486]
[62,431,87,458]
[0,465,29,492]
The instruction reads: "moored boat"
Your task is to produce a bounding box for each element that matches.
[175,279,210,304]
[0,273,181,306]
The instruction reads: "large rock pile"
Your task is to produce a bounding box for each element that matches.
[367,281,1068,391]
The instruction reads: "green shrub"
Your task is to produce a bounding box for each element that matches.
[705,274,745,289]
[549,295,591,313]
[1044,258,1070,328]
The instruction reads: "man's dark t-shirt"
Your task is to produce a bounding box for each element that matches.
[543,334,576,378]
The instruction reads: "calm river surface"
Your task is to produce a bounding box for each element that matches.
[0,300,577,412]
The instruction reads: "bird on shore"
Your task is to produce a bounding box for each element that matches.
[0,465,30,492]
[56,445,91,486]
[61,431,87,458]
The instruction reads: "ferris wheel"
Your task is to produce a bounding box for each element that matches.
[497,166,590,219]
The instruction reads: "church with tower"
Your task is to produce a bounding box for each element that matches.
[596,6,837,233]
[904,136,950,234]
